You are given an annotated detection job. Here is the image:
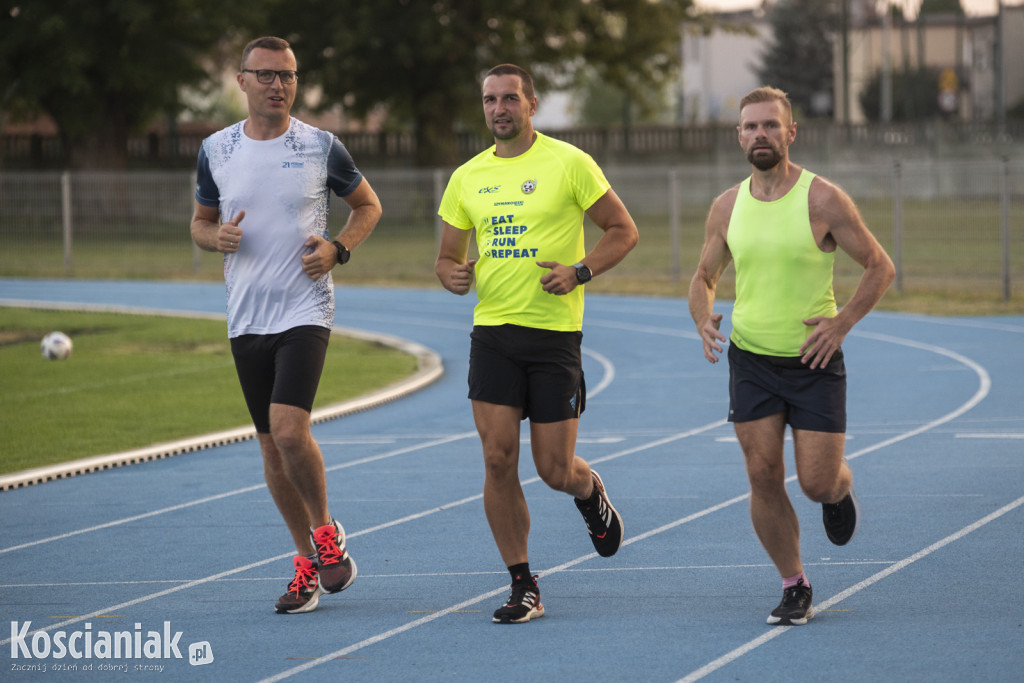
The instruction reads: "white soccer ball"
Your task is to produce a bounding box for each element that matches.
[41,331,73,360]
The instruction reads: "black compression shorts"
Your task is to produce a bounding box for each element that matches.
[230,325,331,433]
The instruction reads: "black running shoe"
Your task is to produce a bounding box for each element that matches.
[574,470,624,558]
[274,555,324,614]
[312,520,357,593]
[493,577,544,624]
[822,488,860,546]
[767,582,814,626]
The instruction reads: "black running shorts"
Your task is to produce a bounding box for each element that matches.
[727,342,847,433]
[468,324,586,423]
[230,325,331,433]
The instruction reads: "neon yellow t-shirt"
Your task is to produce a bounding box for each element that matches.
[727,169,838,356]
[438,133,610,331]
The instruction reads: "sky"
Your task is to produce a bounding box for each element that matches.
[695,0,1020,18]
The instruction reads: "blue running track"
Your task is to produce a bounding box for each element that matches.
[1,279,1022,682]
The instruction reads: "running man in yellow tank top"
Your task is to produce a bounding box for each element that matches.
[689,87,894,626]
[436,64,639,624]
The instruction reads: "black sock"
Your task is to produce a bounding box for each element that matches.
[508,562,532,585]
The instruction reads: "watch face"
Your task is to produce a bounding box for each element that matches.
[334,241,350,264]
[576,264,592,283]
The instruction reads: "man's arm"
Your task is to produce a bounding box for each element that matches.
[333,177,383,251]
[301,177,383,279]
[435,223,476,295]
[537,188,639,295]
[688,188,737,364]
[800,177,895,368]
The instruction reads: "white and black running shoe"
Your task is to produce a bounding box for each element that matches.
[767,581,814,626]
[574,470,624,557]
[493,576,544,624]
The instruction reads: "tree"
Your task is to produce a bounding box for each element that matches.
[255,0,696,166]
[0,0,244,168]
[756,0,837,119]
[859,66,941,121]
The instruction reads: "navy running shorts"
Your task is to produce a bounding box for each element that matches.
[468,324,586,423]
[230,325,331,433]
[727,341,847,433]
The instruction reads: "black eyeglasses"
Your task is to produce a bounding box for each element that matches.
[242,69,298,85]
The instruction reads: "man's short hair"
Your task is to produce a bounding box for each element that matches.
[242,36,292,70]
[484,64,535,101]
[739,86,793,123]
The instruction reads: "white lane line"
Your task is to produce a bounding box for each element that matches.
[587,316,702,340]
[880,315,1024,334]
[0,560,907,589]
[582,346,615,396]
[675,495,1024,683]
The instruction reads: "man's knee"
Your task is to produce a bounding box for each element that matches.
[799,472,847,503]
[269,404,312,453]
[481,438,519,481]
[533,454,573,492]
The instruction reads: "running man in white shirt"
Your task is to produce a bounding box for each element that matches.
[191,36,382,614]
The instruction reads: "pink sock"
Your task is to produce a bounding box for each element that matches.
[783,572,809,589]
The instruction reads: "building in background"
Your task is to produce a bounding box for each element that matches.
[678,0,1021,126]
[679,7,770,124]
[837,2,1024,124]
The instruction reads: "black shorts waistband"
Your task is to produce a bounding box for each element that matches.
[732,343,843,369]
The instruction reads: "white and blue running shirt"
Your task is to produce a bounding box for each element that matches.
[195,117,363,338]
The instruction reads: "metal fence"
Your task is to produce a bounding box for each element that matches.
[4,120,1022,169]
[1,159,1021,301]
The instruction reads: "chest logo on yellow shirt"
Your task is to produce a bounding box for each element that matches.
[483,214,536,259]
[521,179,537,194]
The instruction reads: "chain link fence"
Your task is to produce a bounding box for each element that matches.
[2,159,1022,303]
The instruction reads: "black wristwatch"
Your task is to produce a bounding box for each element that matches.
[332,240,351,265]
[573,262,592,284]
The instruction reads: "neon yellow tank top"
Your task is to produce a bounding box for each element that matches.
[727,169,837,356]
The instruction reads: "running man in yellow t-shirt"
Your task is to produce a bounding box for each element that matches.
[689,86,894,627]
[436,63,639,624]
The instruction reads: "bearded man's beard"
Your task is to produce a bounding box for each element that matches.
[747,144,782,170]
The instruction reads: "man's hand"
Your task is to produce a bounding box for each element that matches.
[300,235,337,279]
[800,315,849,369]
[218,210,245,253]
[537,261,577,295]
[443,259,477,295]
[699,312,727,364]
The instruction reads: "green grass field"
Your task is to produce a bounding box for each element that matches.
[0,307,418,475]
